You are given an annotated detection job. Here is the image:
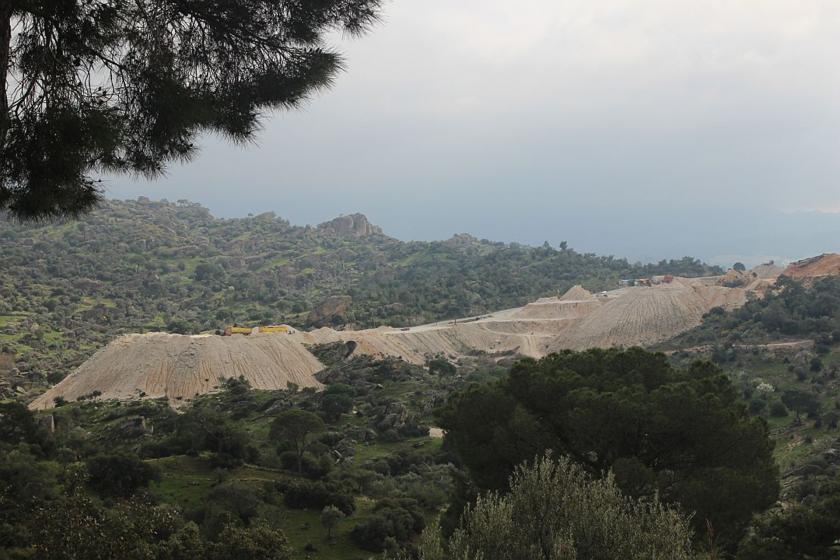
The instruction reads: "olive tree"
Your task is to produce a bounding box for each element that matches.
[399,454,693,560]
[269,408,325,473]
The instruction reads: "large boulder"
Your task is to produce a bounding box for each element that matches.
[374,402,410,432]
[308,295,353,327]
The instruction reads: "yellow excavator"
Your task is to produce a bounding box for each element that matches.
[223,325,254,336]
[257,325,293,334]
[223,324,293,336]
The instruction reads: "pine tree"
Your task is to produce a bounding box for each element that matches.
[0,0,381,219]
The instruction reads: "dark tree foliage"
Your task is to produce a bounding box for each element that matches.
[172,408,257,467]
[781,389,821,423]
[427,357,457,376]
[281,480,355,515]
[203,482,262,526]
[437,348,780,548]
[30,496,205,560]
[0,0,380,219]
[210,523,292,560]
[270,408,324,473]
[320,383,354,423]
[349,498,424,552]
[737,477,840,560]
[0,400,50,450]
[85,453,160,498]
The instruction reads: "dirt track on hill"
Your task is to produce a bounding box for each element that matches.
[665,339,814,355]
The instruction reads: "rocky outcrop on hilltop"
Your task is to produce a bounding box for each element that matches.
[318,214,383,236]
[442,233,480,247]
[308,295,353,327]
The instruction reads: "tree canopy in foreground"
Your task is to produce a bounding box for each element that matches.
[0,0,380,219]
[437,348,779,549]
[394,454,693,560]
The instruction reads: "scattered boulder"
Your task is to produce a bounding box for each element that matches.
[311,341,357,366]
[116,416,149,439]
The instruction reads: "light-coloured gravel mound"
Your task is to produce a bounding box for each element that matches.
[558,282,728,349]
[30,332,323,409]
[559,285,595,301]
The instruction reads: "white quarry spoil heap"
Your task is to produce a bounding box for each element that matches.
[30,332,324,409]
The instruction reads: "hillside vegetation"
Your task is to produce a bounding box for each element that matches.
[666,276,840,353]
[1,349,778,559]
[0,198,719,390]
[0,354,502,559]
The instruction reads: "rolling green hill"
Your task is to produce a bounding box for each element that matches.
[0,198,720,391]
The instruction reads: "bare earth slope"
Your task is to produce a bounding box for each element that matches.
[34,275,760,409]
[30,333,323,409]
[562,280,746,349]
[750,262,784,279]
[783,253,840,280]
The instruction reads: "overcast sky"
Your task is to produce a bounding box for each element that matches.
[106,0,840,266]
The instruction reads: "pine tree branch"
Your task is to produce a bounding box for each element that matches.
[0,8,11,145]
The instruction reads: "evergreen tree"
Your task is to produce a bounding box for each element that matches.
[0,0,381,219]
[437,348,779,549]
[270,408,325,473]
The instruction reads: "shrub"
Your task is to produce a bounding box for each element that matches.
[208,523,292,560]
[749,399,767,415]
[769,401,789,418]
[438,348,779,548]
[85,454,160,498]
[350,498,424,552]
[320,386,354,423]
[278,451,332,479]
[427,358,456,376]
[282,481,355,515]
[203,483,262,525]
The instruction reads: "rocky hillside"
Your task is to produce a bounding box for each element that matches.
[0,198,720,392]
